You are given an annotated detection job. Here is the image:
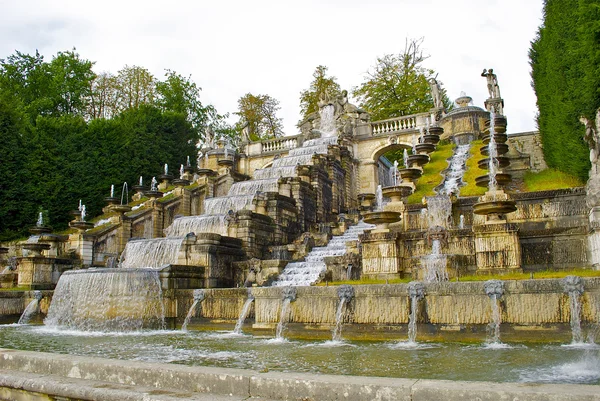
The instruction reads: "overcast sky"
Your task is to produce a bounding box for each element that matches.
[0,0,543,135]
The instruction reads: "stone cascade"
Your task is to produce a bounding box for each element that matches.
[272,221,374,287]
[438,143,471,196]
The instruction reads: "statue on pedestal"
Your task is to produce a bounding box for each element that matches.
[581,108,600,208]
[481,68,501,99]
[428,77,444,109]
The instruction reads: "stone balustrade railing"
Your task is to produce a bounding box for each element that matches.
[370,112,430,135]
[260,135,301,153]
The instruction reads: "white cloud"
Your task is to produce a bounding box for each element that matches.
[0,0,543,134]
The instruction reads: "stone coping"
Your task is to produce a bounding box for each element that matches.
[0,349,597,401]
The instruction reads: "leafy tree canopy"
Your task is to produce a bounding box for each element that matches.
[235,93,284,141]
[299,65,341,120]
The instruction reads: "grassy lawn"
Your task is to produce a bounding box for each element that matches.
[407,143,454,204]
[523,168,584,191]
[317,269,600,286]
[460,140,487,197]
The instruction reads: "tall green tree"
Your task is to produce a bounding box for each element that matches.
[530,0,600,180]
[49,49,96,115]
[299,65,341,119]
[235,93,284,140]
[352,38,449,121]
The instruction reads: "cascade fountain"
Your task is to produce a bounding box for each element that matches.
[17,291,43,325]
[275,287,296,340]
[272,221,374,287]
[181,289,206,331]
[331,285,354,341]
[233,289,255,334]
[44,268,166,331]
[422,195,452,282]
[561,276,585,344]
[484,279,504,344]
[407,281,425,343]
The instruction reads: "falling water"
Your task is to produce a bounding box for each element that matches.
[426,195,452,228]
[233,291,255,334]
[424,240,448,282]
[164,215,230,237]
[181,289,205,331]
[439,144,471,196]
[376,185,384,211]
[120,237,184,269]
[228,179,280,196]
[81,205,87,221]
[459,215,465,229]
[561,276,585,344]
[164,163,169,175]
[391,160,399,186]
[484,280,504,344]
[139,176,143,186]
[17,291,43,325]
[407,281,425,343]
[272,221,374,287]
[403,149,409,168]
[120,182,129,205]
[180,164,184,179]
[36,212,43,227]
[253,166,299,180]
[45,269,165,331]
[275,287,297,340]
[488,112,498,192]
[332,285,354,341]
[204,195,255,215]
[110,184,114,198]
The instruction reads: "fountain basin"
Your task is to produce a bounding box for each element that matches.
[197,168,216,177]
[415,143,435,154]
[484,116,507,134]
[473,199,517,216]
[69,221,94,231]
[363,211,401,229]
[21,243,51,257]
[382,185,413,202]
[104,197,119,205]
[399,168,422,182]
[217,159,234,167]
[482,133,508,144]
[172,178,190,187]
[183,165,195,175]
[158,174,174,182]
[480,144,509,156]
[422,134,440,145]
[111,204,132,214]
[132,184,148,194]
[478,157,510,169]
[144,190,164,198]
[407,154,430,168]
[28,226,52,235]
[428,126,444,137]
[475,174,512,188]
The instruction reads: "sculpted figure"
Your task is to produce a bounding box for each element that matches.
[580,111,600,165]
[481,68,501,99]
[428,78,443,109]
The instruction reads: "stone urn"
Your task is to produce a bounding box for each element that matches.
[172,178,190,187]
[382,185,413,203]
[104,196,119,206]
[475,173,512,188]
[144,189,164,199]
[406,154,430,168]
[69,220,94,232]
[28,226,52,236]
[399,168,422,184]
[132,185,148,198]
[473,190,517,221]
[415,143,436,154]
[112,204,132,215]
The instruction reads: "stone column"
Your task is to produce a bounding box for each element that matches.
[360,231,403,280]
[358,160,378,195]
[587,206,600,269]
[473,223,522,274]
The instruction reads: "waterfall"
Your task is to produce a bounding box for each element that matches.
[181,289,205,331]
[272,221,374,287]
[439,144,471,196]
[120,237,184,269]
[561,276,585,344]
[423,240,448,282]
[407,282,425,343]
[331,285,354,341]
[233,292,255,335]
[45,269,165,331]
[204,195,255,215]
[484,280,504,344]
[17,291,43,325]
[228,179,280,196]
[275,287,296,340]
[426,195,452,229]
[375,185,384,211]
[164,215,229,237]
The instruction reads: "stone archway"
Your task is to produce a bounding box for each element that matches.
[357,139,413,195]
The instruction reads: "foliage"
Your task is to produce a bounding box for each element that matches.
[407,143,454,204]
[235,93,284,140]
[299,65,341,119]
[353,38,451,121]
[459,140,487,197]
[0,49,222,240]
[523,168,584,191]
[530,0,600,181]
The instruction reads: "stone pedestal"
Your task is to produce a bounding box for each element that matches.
[587,206,600,270]
[360,231,403,279]
[17,257,55,289]
[473,223,522,274]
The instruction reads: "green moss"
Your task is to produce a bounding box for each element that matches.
[158,193,177,203]
[523,168,584,192]
[185,182,199,190]
[407,143,454,204]
[459,140,487,197]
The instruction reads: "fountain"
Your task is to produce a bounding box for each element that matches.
[45,269,166,331]
[484,279,504,344]
[275,287,296,340]
[561,276,585,344]
[331,285,354,341]
[17,291,43,325]
[181,289,206,331]
[407,281,425,343]
[233,289,255,334]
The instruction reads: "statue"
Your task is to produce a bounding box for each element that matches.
[481,69,501,99]
[580,110,600,166]
[428,78,444,109]
[204,126,215,148]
